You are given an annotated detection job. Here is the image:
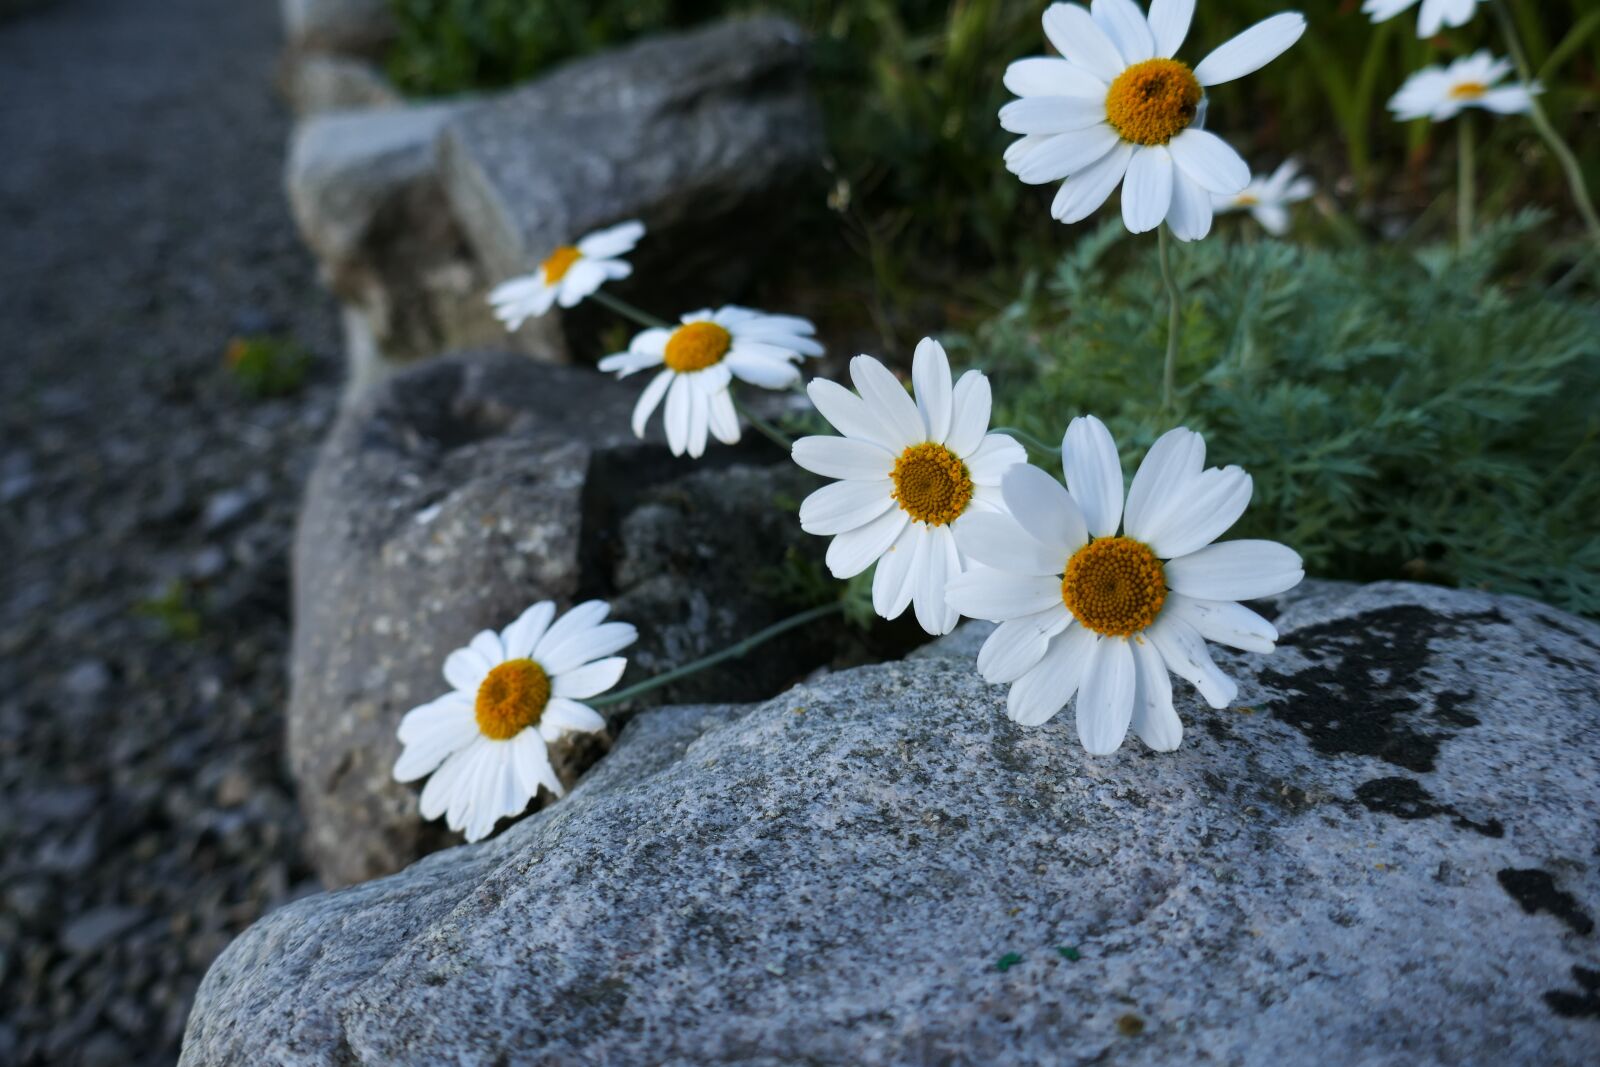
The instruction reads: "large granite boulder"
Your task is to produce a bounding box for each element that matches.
[189,581,1600,1065]
[290,351,838,888]
[284,17,822,396]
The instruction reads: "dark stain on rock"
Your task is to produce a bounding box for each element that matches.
[1544,965,1600,1019]
[1497,868,1595,936]
[1261,606,1504,772]
[1354,776,1503,838]
[1536,613,1600,657]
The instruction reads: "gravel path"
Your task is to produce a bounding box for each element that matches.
[0,2,341,1063]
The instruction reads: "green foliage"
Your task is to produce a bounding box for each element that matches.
[224,336,311,399]
[950,213,1600,616]
[137,581,204,641]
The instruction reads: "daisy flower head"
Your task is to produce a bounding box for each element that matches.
[1362,0,1483,38]
[791,339,1026,635]
[393,600,636,843]
[945,416,1303,755]
[598,307,821,459]
[488,219,644,329]
[1000,1,1307,240]
[1388,51,1539,122]
[1213,158,1314,235]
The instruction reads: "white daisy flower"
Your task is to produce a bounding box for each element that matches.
[393,600,636,843]
[488,219,645,329]
[945,416,1303,755]
[1388,51,1540,122]
[1362,0,1482,38]
[792,339,1027,635]
[597,306,822,459]
[1213,158,1314,235]
[1000,1,1307,240]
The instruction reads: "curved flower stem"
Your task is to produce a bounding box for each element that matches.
[1457,112,1476,250]
[1157,225,1181,412]
[991,426,1061,457]
[590,602,845,708]
[589,289,672,330]
[732,395,795,450]
[1491,0,1600,249]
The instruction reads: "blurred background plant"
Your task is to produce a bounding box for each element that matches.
[223,335,312,398]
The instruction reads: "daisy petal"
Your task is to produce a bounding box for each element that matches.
[978,608,1074,685]
[807,378,897,450]
[394,695,477,781]
[1001,463,1089,557]
[1014,125,1122,185]
[663,374,691,455]
[912,338,954,443]
[1148,614,1238,708]
[1168,129,1251,195]
[825,507,908,580]
[911,525,962,635]
[1130,637,1182,751]
[944,371,992,457]
[1052,142,1134,223]
[538,621,637,676]
[726,351,801,389]
[539,697,606,739]
[1004,57,1108,98]
[946,567,1063,621]
[1124,426,1205,542]
[1062,415,1124,537]
[443,645,493,693]
[576,219,645,258]
[799,478,895,535]
[850,355,926,449]
[954,511,1063,576]
[501,602,556,660]
[511,730,554,799]
[1165,169,1215,241]
[1000,96,1109,135]
[965,434,1028,485]
[1165,540,1304,601]
[630,370,672,439]
[469,629,504,668]
[1043,2,1128,83]
[1092,0,1155,64]
[1122,145,1174,234]
[792,436,895,481]
[1077,637,1135,755]
[872,524,921,620]
[707,389,740,446]
[1148,0,1194,56]
[1006,624,1096,726]
[1193,12,1307,87]
[1146,466,1252,559]
[1164,593,1278,653]
[596,351,663,378]
[552,657,627,699]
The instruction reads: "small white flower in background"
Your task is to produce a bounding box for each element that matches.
[1000,0,1306,240]
[393,601,636,843]
[598,307,821,458]
[792,340,1026,635]
[1362,0,1483,38]
[488,219,645,329]
[945,416,1303,755]
[1388,52,1540,123]
[1213,158,1314,235]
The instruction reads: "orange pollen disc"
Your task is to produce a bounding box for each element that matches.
[1448,81,1487,100]
[663,321,733,373]
[1104,58,1202,146]
[541,245,582,284]
[1235,193,1260,206]
[891,443,973,526]
[1061,536,1167,637]
[474,658,551,741]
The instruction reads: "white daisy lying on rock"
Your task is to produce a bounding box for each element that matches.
[489,219,645,329]
[1213,158,1314,235]
[599,307,822,458]
[1388,51,1539,123]
[1000,0,1306,239]
[393,600,636,842]
[792,339,1025,635]
[945,415,1303,755]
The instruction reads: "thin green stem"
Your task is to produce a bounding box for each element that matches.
[590,602,844,708]
[1457,112,1476,251]
[732,394,795,451]
[1492,0,1600,249]
[1156,226,1181,412]
[589,289,672,330]
[991,426,1060,457]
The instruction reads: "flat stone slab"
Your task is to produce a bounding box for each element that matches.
[187,581,1600,1065]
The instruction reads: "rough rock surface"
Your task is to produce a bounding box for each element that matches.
[290,351,836,887]
[281,54,401,117]
[189,581,1600,1065]
[284,16,821,394]
[280,0,393,57]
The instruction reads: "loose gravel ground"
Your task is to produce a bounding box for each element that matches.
[0,1,342,1063]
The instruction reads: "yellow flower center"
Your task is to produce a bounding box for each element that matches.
[1449,81,1487,100]
[1061,537,1167,637]
[891,443,973,526]
[1235,193,1260,206]
[541,245,582,284]
[1104,58,1202,146]
[474,658,551,741]
[663,321,733,373]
